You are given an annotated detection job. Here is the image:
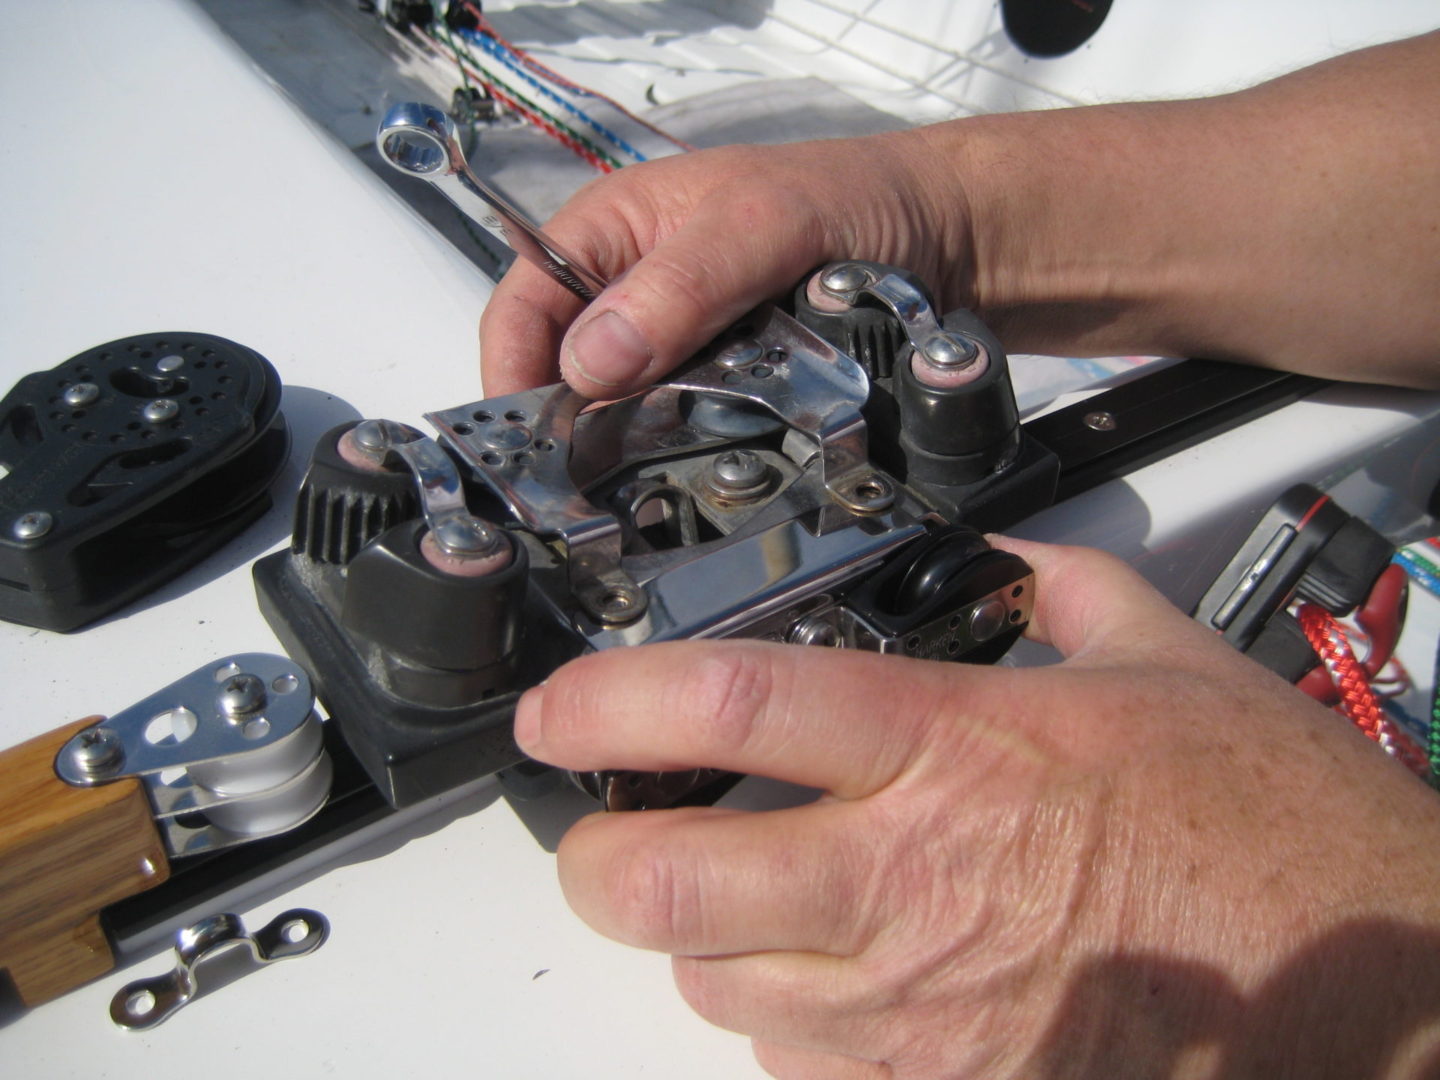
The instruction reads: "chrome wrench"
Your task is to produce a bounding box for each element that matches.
[376,101,606,301]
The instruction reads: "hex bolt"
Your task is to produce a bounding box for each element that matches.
[13,511,53,540]
[63,382,100,407]
[715,340,763,369]
[218,673,268,718]
[1084,411,1118,432]
[143,399,179,424]
[68,727,125,776]
[156,355,185,373]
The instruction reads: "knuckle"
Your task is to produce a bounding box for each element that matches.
[623,252,719,324]
[600,835,704,950]
[670,646,777,757]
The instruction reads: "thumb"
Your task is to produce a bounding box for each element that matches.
[991,535,1225,667]
[559,188,830,398]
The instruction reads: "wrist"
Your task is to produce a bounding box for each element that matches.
[915,101,1215,360]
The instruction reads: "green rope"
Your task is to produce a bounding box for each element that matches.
[440,27,625,171]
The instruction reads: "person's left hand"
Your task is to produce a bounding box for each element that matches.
[514,536,1440,1079]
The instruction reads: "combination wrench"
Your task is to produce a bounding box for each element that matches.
[376,101,607,301]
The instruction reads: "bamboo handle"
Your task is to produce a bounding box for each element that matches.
[0,717,170,1007]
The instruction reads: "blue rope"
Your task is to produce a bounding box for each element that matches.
[1395,549,1440,598]
[458,28,650,163]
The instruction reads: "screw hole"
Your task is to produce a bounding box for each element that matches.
[472,410,494,423]
[503,409,527,422]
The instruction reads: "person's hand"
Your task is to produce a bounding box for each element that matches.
[478,131,969,399]
[515,537,1440,1078]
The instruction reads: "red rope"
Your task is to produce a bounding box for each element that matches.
[1297,603,1430,775]
[466,3,698,153]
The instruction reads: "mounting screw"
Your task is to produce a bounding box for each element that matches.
[919,333,979,370]
[143,399,179,424]
[156,355,185,373]
[218,673,268,718]
[787,615,841,647]
[13,511,53,540]
[342,419,422,469]
[68,727,125,777]
[1083,411,1117,432]
[480,423,532,451]
[819,263,871,296]
[968,599,1009,642]
[63,382,100,407]
[705,449,772,501]
[715,340,762,369]
[432,516,502,555]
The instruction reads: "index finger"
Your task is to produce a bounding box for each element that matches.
[515,639,1004,798]
[478,257,589,394]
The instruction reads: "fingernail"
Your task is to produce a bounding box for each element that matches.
[565,309,652,388]
[514,684,545,751]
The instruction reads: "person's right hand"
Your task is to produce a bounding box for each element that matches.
[478,130,968,399]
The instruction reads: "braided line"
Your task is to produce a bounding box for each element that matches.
[1297,604,1430,776]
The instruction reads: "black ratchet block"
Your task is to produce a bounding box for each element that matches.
[0,332,288,631]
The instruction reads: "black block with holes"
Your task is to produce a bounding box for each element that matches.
[0,332,288,631]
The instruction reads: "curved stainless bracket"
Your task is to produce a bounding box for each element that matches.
[818,263,985,376]
[427,390,644,623]
[348,420,505,557]
[111,909,329,1030]
[667,305,892,513]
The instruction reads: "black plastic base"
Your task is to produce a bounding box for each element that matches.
[254,547,577,808]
